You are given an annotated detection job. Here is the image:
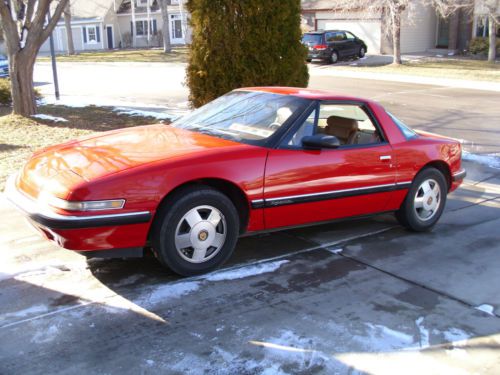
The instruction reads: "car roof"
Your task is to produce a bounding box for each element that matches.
[238,87,373,103]
[304,30,345,34]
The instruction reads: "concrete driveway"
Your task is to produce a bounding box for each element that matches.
[0,62,497,374]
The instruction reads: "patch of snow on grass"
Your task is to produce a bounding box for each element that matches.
[462,151,500,169]
[205,260,289,282]
[474,304,495,316]
[32,114,68,122]
[113,107,174,121]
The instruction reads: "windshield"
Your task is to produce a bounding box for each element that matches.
[172,91,309,145]
[387,112,418,139]
[302,34,322,45]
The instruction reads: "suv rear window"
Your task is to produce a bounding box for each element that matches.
[302,34,323,44]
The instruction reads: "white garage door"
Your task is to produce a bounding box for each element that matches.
[317,19,381,54]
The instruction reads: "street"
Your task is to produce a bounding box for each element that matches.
[0,61,498,374]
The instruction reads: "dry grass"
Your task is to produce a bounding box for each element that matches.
[0,105,167,190]
[37,48,189,63]
[335,59,500,82]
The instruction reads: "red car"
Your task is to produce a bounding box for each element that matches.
[6,87,466,276]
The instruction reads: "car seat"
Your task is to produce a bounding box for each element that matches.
[324,116,359,144]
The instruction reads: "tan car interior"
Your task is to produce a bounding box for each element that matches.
[319,115,381,145]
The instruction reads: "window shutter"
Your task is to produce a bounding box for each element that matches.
[130,21,133,36]
[83,26,87,43]
[152,20,157,35]
[96,26,101,42]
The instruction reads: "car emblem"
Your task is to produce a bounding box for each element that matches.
[198,230,208,241]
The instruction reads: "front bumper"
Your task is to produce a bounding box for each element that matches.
[452,168,467,182]
[5,174,152,251]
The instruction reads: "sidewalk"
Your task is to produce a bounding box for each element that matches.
[309,53,500,92]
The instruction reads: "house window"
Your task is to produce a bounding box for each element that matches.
[134,20,158,36]
[88,27,97,42]
[83,25,100,44]
[476,16,488,37]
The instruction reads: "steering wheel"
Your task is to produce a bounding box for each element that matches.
[268,122,281,130]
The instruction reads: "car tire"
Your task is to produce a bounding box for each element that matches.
[359,47,366,58]
[152,185,239,276]
[396,168,447,232]
[306,58,312,63]
[330,50,339,64]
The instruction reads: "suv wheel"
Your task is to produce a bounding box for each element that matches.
[330,51,339,64]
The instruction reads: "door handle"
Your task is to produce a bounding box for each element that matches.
[380,155,392,161]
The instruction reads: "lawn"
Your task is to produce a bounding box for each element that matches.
[0,105,169,190]
[335,58,500,82]
[37,47,189,63]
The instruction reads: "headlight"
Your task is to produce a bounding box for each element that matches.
[38,192,125,211]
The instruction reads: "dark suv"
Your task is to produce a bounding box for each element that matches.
[302,30,367,64]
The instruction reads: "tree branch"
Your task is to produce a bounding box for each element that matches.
[0,1,21,52]
[40,0,69,42]
[25,0,37,29]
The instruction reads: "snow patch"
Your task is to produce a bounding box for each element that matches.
[205,260,289,282]
[474,304,495,316]
[31,325,59,344]
[415,317,430,348]
[140,281,200,305]
[32,114,68,122]
[113,107,174,121]
[443,327,470,343]
[361,323,415,351]
[462,151,500,169]
[31,325,59,343]
[1,304,49,320]
[328,248,343,254]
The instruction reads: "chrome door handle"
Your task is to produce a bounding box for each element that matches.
[380,155,392,161]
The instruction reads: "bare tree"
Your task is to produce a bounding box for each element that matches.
[477,0,499,62]
[159,0,172,53]
[329,0,471,65]
[64,1,75,55]
[0,0,69,116]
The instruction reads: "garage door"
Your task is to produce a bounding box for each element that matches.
[317,19,381,54]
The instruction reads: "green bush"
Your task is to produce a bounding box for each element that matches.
[186,0,309,108]
[0,78,11,105]
[469,37,500,55]
[0,78,43,106]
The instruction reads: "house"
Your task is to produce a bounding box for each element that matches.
[39,0,191,54]
[301,0,473,54]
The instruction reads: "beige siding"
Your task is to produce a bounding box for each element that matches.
[400,2,437,53]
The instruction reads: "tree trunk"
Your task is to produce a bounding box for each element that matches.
[10,51,37,116]
[64,3,75,55]
[488,17,497,63]
[392,9,402,65]
[160,0,172,53]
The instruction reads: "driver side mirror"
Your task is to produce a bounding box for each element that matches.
[302,134,340,150]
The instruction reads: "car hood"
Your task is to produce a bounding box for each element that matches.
[18,124,244,199]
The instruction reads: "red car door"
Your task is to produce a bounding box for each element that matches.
[262,102,397,229]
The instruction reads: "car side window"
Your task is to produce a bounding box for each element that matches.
[345,32,356,40]
[284,103,384,149]
[325,32,335,42]
[334,32,346,41]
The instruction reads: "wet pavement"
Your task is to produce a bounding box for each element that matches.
[1,159,499,374]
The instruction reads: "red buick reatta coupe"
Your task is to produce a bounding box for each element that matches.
[6,87,466,276]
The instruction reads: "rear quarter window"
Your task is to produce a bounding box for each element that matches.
[387,112,418,140]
